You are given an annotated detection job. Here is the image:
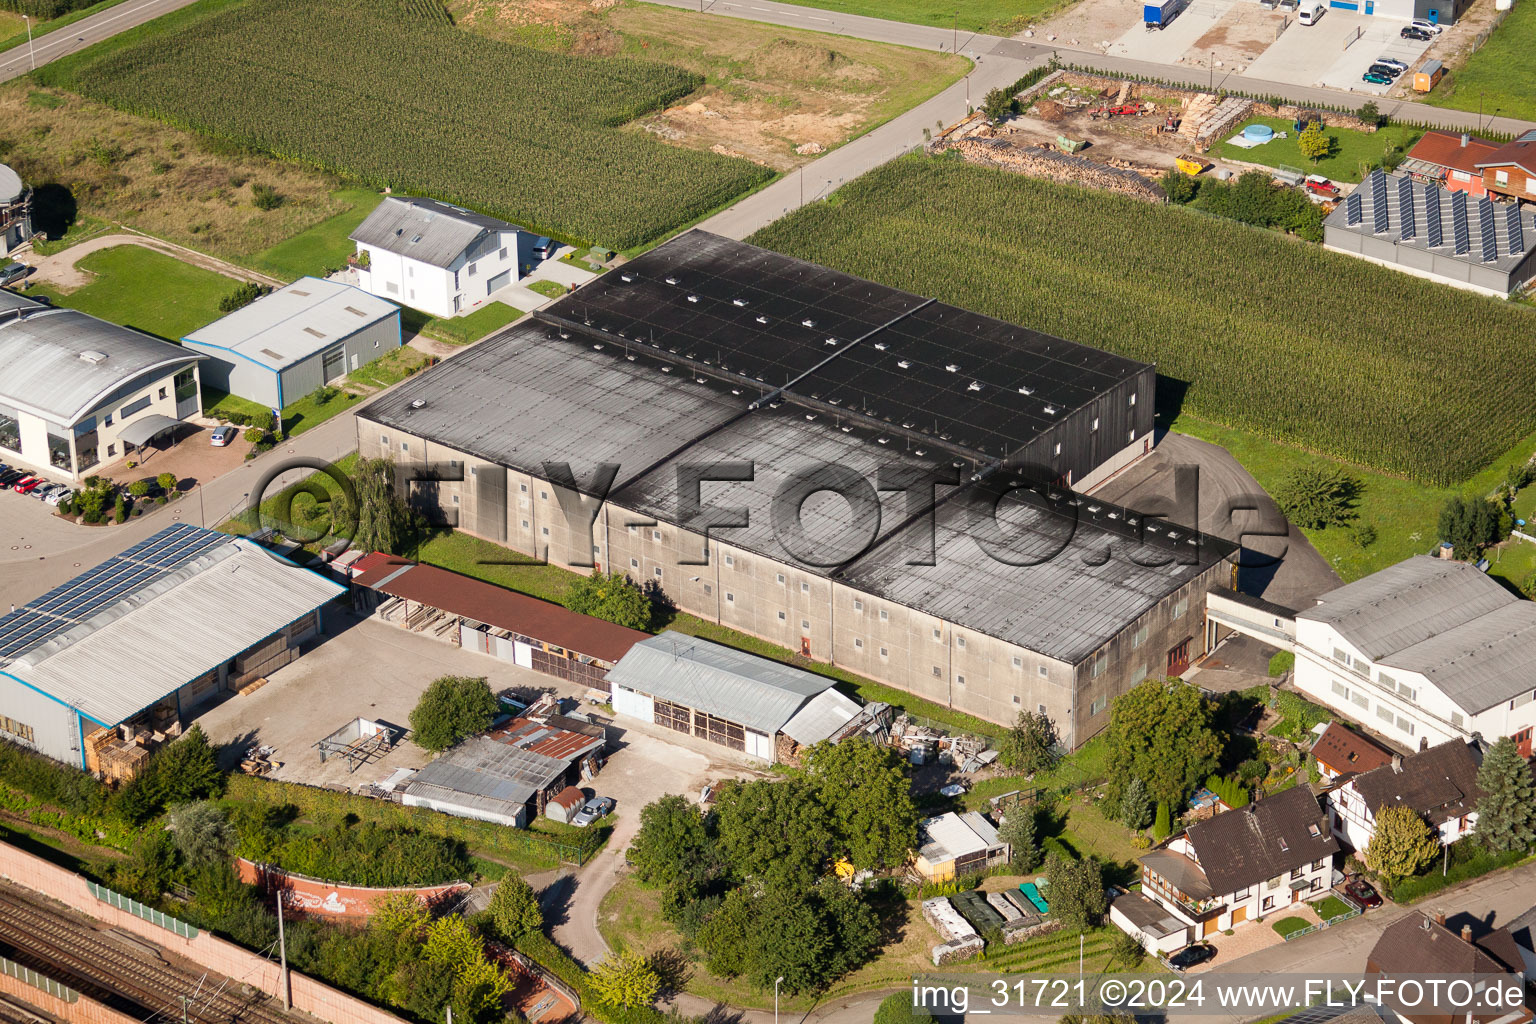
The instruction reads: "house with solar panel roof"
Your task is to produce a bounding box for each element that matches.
[0,524,343,773]
[354,233,1236,747]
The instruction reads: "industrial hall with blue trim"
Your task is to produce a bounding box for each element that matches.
[0,524,343,775]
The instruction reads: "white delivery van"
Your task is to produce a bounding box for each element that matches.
[1298,3,1324,23]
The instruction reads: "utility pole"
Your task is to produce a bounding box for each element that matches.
[953,10,958,52]
[799,165,804,208]
[775,976,785,1024]
[23,14,34,70]
[181,995,189,1024]
[277,892,291,1010]
[1209,51,1214,91]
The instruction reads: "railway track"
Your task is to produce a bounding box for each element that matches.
[0,889,293,1024]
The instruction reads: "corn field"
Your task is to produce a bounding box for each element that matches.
[39,0,772,248]
[750,157,1536,485]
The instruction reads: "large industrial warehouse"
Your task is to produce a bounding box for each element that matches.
[356,231,1233,746]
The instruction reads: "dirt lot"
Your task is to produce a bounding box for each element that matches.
[449,0,968,170]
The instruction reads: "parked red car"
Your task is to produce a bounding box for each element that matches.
[13,476,43,494]
[1344,877,1382,909]
[1305,175,1341,197]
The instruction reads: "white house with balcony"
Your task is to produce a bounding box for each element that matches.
[1326,740,1482,852]
[1138,785,1339,944]
[349,197,530,319]
[1293,556,1536,757]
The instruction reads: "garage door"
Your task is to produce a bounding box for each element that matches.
[487,270,511,294]
[1231,905,1248,925]
[1202,918,1219,938]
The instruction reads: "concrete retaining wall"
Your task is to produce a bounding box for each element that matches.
[233,859,470,921]
[0,840,408,1024]
[0,958,141,1024]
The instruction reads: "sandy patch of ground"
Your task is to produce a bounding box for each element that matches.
[1034,0,1145,51]
[1185,5,1289,69]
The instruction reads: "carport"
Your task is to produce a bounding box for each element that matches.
[116,413,186,462]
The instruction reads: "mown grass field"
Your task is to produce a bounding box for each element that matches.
[1425,0,1536,123]
[37,0,773,248]
[1213,117,1423,183]
[24,244,236,341]
[748,155,1536,488]
[249,188,384,280]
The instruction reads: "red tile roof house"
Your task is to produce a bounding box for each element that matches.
[1477,130,1536,204]
[1401,130,1502,197]
[1138,785,1339,943]
[1311,722,1394,783]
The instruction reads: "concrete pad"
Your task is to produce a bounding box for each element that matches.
[1242,13,1358,84]
[1108,0,1237,63]
[1315,19,1432,92]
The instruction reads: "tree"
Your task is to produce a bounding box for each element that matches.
[982,87,1014,123]
[629,795,713,888]
[1275,465,1362,529]
[449,956,511,1024]
[1473,737,1536,853]
[409,675,498,752]
[1364,806,1440,887]
[697,888,756,979]
[218,282,269,313]
[1297,122,1331,164]
[168,800,234,865]
[804,737,919,869]
[488,875,543,940]
[372,892,431,938]
[156,472,178,494]
[714,779,834,891]
[1357,101,1381,126]
[1044,853,1107,932]
[1103,680,1224,809]
[1118,777,1152,832]
[999,710,1060,777]
[1152,801,1172,841]
[564,570,652,629]
[1160,168,1198,204]
[350,456,419,555]
[423,913,483,972]
[589,949,659,1010]
[1110,929,1145,968]
[1439,495,1506,560]
[998,807,1041,873]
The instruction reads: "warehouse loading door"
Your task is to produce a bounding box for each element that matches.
[322,345,346,383]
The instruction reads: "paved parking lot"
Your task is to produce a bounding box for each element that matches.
[1314,18,1432,92]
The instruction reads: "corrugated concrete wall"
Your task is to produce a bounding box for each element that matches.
[0,957,142,1024]
[0,840,409,1024]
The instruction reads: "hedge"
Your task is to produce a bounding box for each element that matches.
[1391,848,1527,903]
[514,931,670,1024]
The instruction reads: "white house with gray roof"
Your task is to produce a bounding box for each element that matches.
[1293,556,1536,756]
[606,631,838,763]
[349,196,529,318]
[0,302,203,480]
[183,277,399,409]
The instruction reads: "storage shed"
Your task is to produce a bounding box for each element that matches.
[183,277,399,408]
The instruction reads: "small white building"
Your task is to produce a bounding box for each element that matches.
[349,196,529,319]
[605,631,847,763]
[0,297,204,480]
[913,811,1011,882]
[1140,785,1339,942]
[1326,740,1482,852]
[1293,557,1536,756]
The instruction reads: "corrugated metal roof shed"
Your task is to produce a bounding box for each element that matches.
[917,812,989,864]
[1,534,344,726]
[403,735,567,817]
[0,308,203,425]
[350,196,521,269]
[1300,555,1536,713]
[606,631,831,734]
[489,716,604,764]
[780,688,862,746]
[183,277,397,370]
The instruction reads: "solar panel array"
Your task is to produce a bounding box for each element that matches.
[1451,191,1470,255]
[539,231,1152,462]
[1509,205,1526,257]
[1425,184,1443,248]
[1397,175,1416,240]
[0,524,229,661]
[1345,192,1363,227]
[1478,197,1498,263]
[1370,170,1390,233]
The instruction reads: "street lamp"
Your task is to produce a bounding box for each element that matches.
[775,976,785,1024]
[23,14,34,70]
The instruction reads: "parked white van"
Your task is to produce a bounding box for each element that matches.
[1298,3,1324,23]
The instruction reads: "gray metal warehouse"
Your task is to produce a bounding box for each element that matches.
[1323,169,1536,298]
[182,277,400,409]
[355,231,1235,746]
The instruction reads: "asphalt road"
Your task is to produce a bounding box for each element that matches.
[0,0,201,83]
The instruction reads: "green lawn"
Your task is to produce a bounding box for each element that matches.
[1212,117,1424,183]
[526,279,567,300]
[204,382,362,439]
[1171,411,1536,583]
[28,213,114,256]
[347,345,429,390]
[402,302,524,346]
[1487,537,1536,593]
[249,188,385,281]
[24,245,238,341]
[1312,895,1352,920]
[1271,916,1312,938]
[1424,0,1536,122]
[773,0,1073,33]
